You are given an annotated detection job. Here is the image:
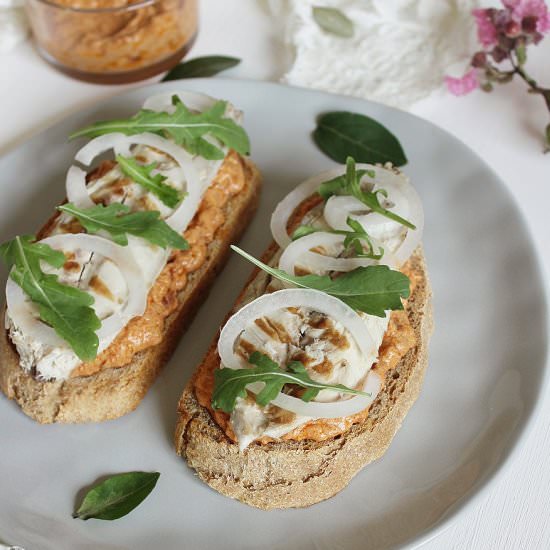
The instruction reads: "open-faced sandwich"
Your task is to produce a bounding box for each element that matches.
[175,157,432,509]
[0,91,261,424]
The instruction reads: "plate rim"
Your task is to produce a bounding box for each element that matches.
[1,78,548,550]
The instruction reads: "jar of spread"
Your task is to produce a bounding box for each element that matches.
[25,0,198,84]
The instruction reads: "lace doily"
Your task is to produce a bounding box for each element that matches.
[268,0,479,108]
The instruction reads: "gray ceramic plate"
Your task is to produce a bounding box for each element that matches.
[0,80,547,550]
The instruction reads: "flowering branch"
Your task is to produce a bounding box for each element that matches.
[445,0,550,152]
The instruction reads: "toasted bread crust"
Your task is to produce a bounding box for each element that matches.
[0,158,261,424]
[174,247,433,509]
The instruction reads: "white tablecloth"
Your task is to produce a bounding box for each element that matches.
[1,1,549,548]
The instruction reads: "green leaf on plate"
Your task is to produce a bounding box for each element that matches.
[312,6,354,38]
[313,111,408,166]
[73,471,160,521]
[162,55,241,81]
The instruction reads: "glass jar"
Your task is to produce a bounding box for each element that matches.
[25,0,198,84]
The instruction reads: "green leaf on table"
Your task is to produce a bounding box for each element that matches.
[231,245,410,317]
[313,111,408,166]
[70,96,250,161]
[73,471,160,521]
[212,351,369,413]
[0,235,101,361]
[116,155,182,208]
[58,203,188,250]
[162,55,241,81]
[312,6,354,38]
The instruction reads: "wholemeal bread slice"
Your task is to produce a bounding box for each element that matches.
[0,157,261,424]
[174,246,432,509]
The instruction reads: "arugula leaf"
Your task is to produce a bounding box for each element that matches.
[70,97,250,161]
[291,225,320,240]
[291,217,383,260]
[115,155,182,208]
[0,234,65,269]
[312,6,354,38]
[320,157,415,230]
[212,351,369,413]
[0,236,101,360]
[318,168,373,199]
[73,471,160,521]
[342,217,384,259]
[162,55,241,81]
[58,203,188,250]
[231,246,410,317]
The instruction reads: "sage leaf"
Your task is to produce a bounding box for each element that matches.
[313,111,408,166]
[312,6,354,38]
[162,55,241,81]
[73,472,160,521]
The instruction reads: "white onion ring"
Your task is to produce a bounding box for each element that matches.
[142,90,243,124]
[270,164,424,264]
[323,167,424,264]
[278,231,398,276]
[66,165,94,209]
[270,167,344,249]
[218,289,380,418]
[143,91,243,190]
[143,91,217,115]
[6,234,146,355]
[67,132,202,234]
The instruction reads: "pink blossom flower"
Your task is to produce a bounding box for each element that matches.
[473,9,498,46]
[503,0,550,33]
[445,69,480,96]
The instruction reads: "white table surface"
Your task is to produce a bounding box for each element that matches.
[1,1,549,548]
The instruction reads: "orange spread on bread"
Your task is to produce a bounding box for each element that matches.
[193,190,419,444]
[64,150,247,377]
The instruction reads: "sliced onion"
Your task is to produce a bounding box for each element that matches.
[270,168,344,249]
[142,90,243,124]
[66,165,95,209]
[323,165,424,264]
[392,180,424,263]
[143,91,243,190]
[143,91,216,114]
[218,289,380,418]
[278,231,398,276]
[6,234,147,355]
[68,132,201,234]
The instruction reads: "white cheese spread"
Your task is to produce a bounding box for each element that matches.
[5,104,238,380]
[228,305,389,448]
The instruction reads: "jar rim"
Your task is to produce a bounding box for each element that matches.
[31,0,157,14]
